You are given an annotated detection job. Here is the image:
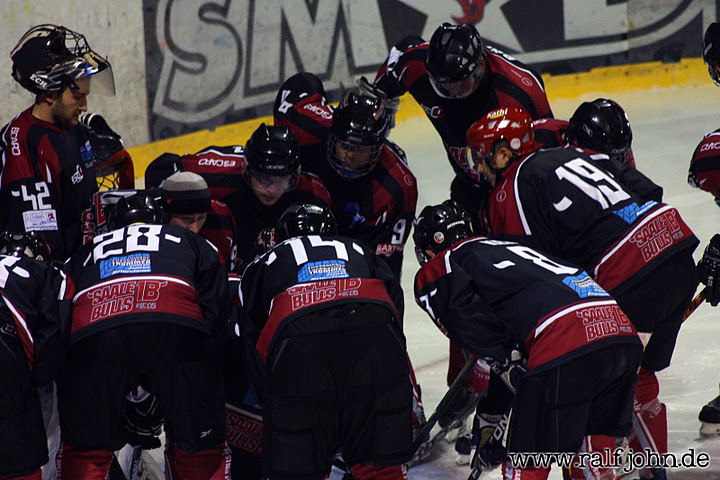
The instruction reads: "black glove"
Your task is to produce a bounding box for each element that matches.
[486,350,527,394]
[356,76,399,131]
[79,113,124,163]
[697,233,720,306]
[123,387,165,449]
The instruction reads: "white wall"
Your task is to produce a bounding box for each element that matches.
[0,1,149,147]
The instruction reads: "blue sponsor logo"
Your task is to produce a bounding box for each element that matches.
[563,273,609,298]
[613,201,657,224]
[298,260,349,282]
[100,253,151,278]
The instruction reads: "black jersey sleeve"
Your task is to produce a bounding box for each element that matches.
[414,253,511,363]
[192,237,230,337]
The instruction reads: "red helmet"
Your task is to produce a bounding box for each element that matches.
[466,108,536,160]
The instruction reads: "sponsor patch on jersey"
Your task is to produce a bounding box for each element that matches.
[99,253,151,278]
[613,201,657,224]
[563,273,609,298]
[22,209,58,231]
[298,260,349,282]
[376,243,403,257]
[576,303,634,342]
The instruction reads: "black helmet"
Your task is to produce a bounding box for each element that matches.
[328,92,389,179]
[0,231,50,261]
[705,22,720,87]
[11,24,114,95]
[244,123,301,190]
[566,98,633,164]
[425,23,485,99]
[107,191,165,231]
[275,203,337,243]
[413,200,473,265]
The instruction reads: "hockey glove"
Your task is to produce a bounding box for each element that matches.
[486,350,527,394]
[357,76,399,131]
[123,387,165,450]
[79,112,125,163]
[697,233,720,306]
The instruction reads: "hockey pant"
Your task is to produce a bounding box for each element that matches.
[58,442,231,480]
[629,368,667,458]
[502,435,617,480]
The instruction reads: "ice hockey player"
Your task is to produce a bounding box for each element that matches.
[361,22,552,418]
[153,170,237,266]
[273,72,418,281]
[686,20,720,436]
[57,192,231,480]
[413,200,643,479]
[468,108,699,480]
[0,232,69,480]
[144,124,332,270]
[0,24,118,262]
[362,22,551,225]
[238,203,412,480]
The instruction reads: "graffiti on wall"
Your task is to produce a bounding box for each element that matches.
[143,0,715,141]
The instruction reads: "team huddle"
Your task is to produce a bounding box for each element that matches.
[1,19,719,480]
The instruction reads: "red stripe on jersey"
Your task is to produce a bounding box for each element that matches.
[414,248,452,291]
[256,278,397,362]
[486,50,551,118]
[690,132,720,197]
[71,275,202,335]
[295,172,332,207]
[528,299,638,369]
[592,205,695,291]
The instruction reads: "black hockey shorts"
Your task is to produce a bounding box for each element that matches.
[0,333,47,476]
[611,249,698,371]
[56,323,226,453]
[507,342,642,453]
[262,303,413,480]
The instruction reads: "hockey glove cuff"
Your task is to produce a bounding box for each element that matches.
[486,350,527,394]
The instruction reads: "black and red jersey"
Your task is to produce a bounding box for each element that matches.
[239,234,403,363]
[485,146,697,295]
[414,236,640,371]
[0,108,99,261]
[274,73,418,278]
[144,146,246,201]
[63,224,229,344]
[689,128,720,201]
[0,255,70,386]
[373,41,552,183]
[223,173,332,270]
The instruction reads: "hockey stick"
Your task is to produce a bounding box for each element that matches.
[407,357,479,466]
[681,286,706,322]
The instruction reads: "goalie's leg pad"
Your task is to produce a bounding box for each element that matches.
[630,369,667,456]
[503,459,551,480]
[56,443,113,480]
[564,435,617,480]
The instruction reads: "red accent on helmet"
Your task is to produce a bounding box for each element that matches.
[466,107,536,157]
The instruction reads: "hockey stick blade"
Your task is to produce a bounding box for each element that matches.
[407,393,480,467]
[682,286,706,323]
[407,357,479,466]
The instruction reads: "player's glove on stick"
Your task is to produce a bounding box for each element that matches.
[124,387,165,450]
[486,350,527,394]
[697,233,720,306]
